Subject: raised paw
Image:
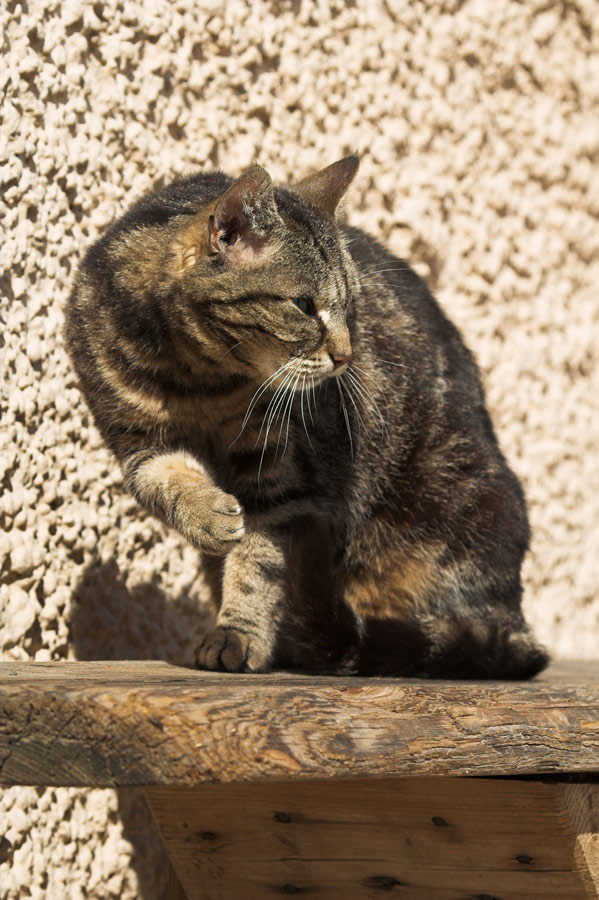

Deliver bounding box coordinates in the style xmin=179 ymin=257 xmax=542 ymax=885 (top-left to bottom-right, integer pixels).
xmin=192 ymin=489 xmax=245 ymax=555
xmin=194 ymin=625 xmax=270 ymax=673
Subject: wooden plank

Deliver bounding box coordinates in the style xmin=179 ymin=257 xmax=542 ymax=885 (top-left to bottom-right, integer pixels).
xmin=1 ymin=660 xmax=598 ymax=787
xmin=145 ymin=778 xmax=599 ymax=900
xmin=165 ymin=861 xmax=190 ymax=900
xmin=563 ymin=782 xmax=599 ymax=899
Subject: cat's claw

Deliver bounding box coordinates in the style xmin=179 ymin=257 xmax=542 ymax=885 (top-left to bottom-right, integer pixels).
xmin=194 ymin=625 xmax=270 ymax=673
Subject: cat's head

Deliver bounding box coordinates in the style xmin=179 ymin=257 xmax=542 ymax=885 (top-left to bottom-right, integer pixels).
xmin=168 ymin=156 xmax=360 ymax=387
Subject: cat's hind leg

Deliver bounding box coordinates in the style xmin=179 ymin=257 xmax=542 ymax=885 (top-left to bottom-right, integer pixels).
xmin=270 ymin=518 xmax=364 ymax=674
xmin=342 ymin=525 xmax=548 ymax=679
xmin=352 ymin=607 xmax=549 ymax=679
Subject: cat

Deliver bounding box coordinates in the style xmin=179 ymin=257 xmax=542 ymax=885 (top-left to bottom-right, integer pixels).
xmin=65 ymin=155 xmax=548 ymax=678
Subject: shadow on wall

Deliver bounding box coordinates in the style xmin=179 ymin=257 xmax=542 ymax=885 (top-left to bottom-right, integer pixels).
xmin=70 ymin=557 xmax=214 ymax=900
xmin=70 ymin=557 xmax=213 ymax=664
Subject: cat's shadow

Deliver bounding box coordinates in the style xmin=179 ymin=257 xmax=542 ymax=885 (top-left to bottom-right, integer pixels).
xmin=70 ymin=557 xmax=213 ymax=900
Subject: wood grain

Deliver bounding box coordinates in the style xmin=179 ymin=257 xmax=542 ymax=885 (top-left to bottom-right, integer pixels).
xmin=1 ymin=660 xmax=598 ymax=787
xmin=145 ymin=778 xmax=599 ymax=900
xmin=563 ymin=782 xmax=599 ymax=899
xmin=165 ymin=861 xmax=189 ymax=900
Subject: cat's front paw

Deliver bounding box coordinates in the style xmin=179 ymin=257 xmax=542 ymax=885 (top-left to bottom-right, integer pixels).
xmin=194 ymin=625 xmax=270 ymax=673
xmin=190 ymin=489 xmax=245 ymax=555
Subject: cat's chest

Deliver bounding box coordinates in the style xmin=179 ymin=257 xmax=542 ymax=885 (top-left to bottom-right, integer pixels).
xmin=166 ymin=377 xmax=259 ymax=441
xmin=172 ymin=388 xmax=299 ymax=482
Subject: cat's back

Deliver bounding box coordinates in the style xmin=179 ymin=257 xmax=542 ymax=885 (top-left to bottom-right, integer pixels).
xmin=82 ymin=171 xmax=234 ymax=270
xmin=65 ymin=171 xmax=232 ymax=347
xmin=342 ymin=222 xmax=482 ymax=392
xmin=342 ymin=223 xmax=455 ymax=335
xmin=63 ymin=173 xmax=233 ymax=437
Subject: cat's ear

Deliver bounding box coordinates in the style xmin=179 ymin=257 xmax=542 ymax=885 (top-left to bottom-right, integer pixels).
xmin=209 ymin=165 xmax=280 ymax=256
xmin=171 ymin=167 xmax=279 ymax=275
xmin=293 ymin=155 xmax=359 ymax=217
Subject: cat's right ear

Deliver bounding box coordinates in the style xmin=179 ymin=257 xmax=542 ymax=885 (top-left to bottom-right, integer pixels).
xmin=208 ymin=166 xmax=280 ymax=260
xmin=293 ymin=155 xmax=360 ymax=217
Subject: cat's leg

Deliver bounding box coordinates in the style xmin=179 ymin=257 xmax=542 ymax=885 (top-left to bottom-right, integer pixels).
xmin=195 ymin=529 xmax=287 ymax=673
xmin=343 ymin=563 xmax=548 ymax=679
xmin=351 ymin=604 xmax=548 ymax=679
xmin=342 ymin=525 xmax=548 ymax=679
xmin=124 ymin=448 xmax=285 ymax=671
xmin=123 ymin=450 xmax=245 ymax=555
xmin=200 ymin=553 xmax=224 ymax=610
xmin=271 ymin=517 xmax=363 ymax=673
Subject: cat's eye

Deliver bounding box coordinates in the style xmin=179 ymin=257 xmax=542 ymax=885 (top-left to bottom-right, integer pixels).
xmin=292 ymin=296 xmax=316 ymax=316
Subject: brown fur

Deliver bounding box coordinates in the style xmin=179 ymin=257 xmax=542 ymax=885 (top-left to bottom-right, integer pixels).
xmin=64 ymin=156 xmax=548 ymax=679
xmin=345 ymin=542 xmax=447 ymax=617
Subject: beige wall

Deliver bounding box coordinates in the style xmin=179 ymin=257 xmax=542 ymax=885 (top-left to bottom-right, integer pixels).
xmin=1 ymin=0 xmax=598 ymax=896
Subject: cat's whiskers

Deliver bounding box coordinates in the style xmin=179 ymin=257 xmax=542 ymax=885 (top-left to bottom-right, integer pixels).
xmin=230 ymin=361 xmax=290 ymax=448
xmin=358 ymin=260 xmax=405 ymax=273
xmin=358 ymin=334 xmax=413 ymax=372
xmin=255 ymin=386 xmax=290 ymax=483
xmin=345 ymin=367 xmax=386 ymax=427
xmin=258 ymin=357 xmax=321 ymax=463
xmin=357 ymin=262 xmax=410 ymax=281
xmin=359 ymin=269 xmax=410 ymax=280
xmin=351 ymin=364 xmax=389 ymax=417
xmin=340 ymin=372 xmax=367 ymax=436
xmin=382 ymin=358 xmax=409 ymax=369
xmin=336 ymin=378 xmax=354 ymax=461
xmin=257 ymin=367 xmax=296 ymax=449
xmin=346 ymin=374 xmax=385 ymax=429
xmin=306 ymin=376 xmax=316 ymax=428
xmin=275 ymin=367 xmax=300 ymax=460
xmin=300 ymin=374 xmax=315 ymax=452
xmin=273 ymin=364 xmax=324 ymax=460
xmin=217 ymin=340 xmax=243 ymax=363
xmin=157 ymin=421 xmax=168 ymax=449
xmin=280 ymin=367 xmax=305 ymax=461
xmin=257 ymin=365 xmax=300 ymax=481
xmin=358 ymin=269 xmax=411 ymax=292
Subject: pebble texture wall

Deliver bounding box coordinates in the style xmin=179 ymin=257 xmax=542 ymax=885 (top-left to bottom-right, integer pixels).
xmin=1 ymin=0 xmax=598 ymax=896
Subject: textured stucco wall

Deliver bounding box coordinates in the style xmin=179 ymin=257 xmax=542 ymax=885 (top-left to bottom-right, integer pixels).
xmin=1 ymin=0 xmax=598 ymax=897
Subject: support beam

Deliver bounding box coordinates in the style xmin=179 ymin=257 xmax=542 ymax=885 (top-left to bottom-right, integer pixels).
xmin=146 ymin=778 xmax=599 ymax=900
xmin=165 ymin=862 xmax=189 ymax=900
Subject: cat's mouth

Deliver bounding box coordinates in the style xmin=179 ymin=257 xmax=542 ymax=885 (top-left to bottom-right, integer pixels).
xmin=265 ymin=351 xmax=351 ymax=395
xmin=283 ymin=359 xmax=341 ymax=388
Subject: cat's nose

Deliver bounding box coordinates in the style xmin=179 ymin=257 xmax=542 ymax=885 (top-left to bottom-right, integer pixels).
xmin=330 ymin=352 xmax=351 ymax=369
xmin=328 ymin=325 xmax=352 ymax=369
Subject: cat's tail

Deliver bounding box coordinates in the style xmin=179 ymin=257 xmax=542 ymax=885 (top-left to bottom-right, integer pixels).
xmin=351 ymin=612 xmax=549 ymax=680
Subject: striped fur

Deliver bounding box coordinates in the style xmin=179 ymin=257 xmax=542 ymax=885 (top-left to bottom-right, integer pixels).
xmin=65 ymin=156 xmax=548 ymax=678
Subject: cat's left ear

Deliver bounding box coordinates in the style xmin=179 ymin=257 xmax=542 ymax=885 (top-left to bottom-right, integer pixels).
xmin=209 ymin=165 xmax=280 ymax=255
xmin=293 ymin=155 xmax=359 ymax=217
xmin=172 ymin=166 xmax=279 ymax=276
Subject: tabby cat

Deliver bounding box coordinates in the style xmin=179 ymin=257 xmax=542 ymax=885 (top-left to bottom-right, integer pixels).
xmin=65 ymin=155 xmax=548 ymax=678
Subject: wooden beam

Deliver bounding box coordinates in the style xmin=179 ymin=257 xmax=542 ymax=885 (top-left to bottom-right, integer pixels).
xmin=145 ymin=778 xmax=599 ymax=900
xmin=165 ymin=861 xmax=189 ymax=900
xmin=1 ymin=660 xmax=598 ymax=787
xmin=563 ymin=782 xmax=599 ymax=899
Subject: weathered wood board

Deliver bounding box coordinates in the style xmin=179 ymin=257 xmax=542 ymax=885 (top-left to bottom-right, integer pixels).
xmin=1 ymin=660 xmax=598 ymax=787
xmin=146 ymin=777 xmax=599 ymax=900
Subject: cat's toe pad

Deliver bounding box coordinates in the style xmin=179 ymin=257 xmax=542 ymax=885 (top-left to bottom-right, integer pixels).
xmin=195 ymin=625 xmax=269 ymax=673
